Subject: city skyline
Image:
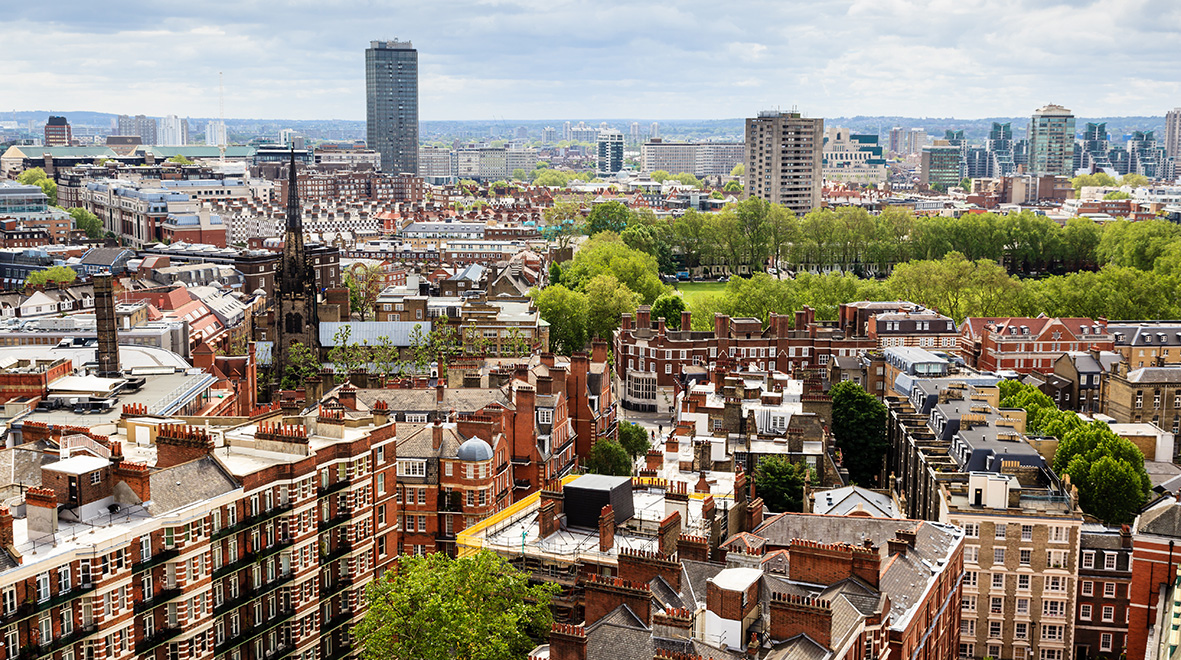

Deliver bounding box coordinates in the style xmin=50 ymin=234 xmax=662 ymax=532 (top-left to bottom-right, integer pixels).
xmin=2 ymin=0 xmax=1179 ymax=121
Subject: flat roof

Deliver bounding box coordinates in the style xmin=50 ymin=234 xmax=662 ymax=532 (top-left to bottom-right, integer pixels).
xmin=42 ymin=454 xmax=110 ymax=475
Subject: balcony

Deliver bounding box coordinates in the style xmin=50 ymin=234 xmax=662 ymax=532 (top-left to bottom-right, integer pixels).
xmin=136 ymin=625 xmax=184 ymax=654
xmin=213 ymin=537 xmax=295 ymax=580
xmin=321 ymin=541 xmax=354 ymax=564
xmin=318 ymin=479 xmax=351 ymax=498
xmin=212 ymin=502 xmax=295 ymax=541
xmin=321 ymin=576 xmax=354 ymax=599
xmin=322 ymin=610 xmax=355 ymax=633
xmin=131 ymin=547 xmax=180 ymax=574
xmin=133 ymin=587 xmax=183 ymax=613
xmin=320 ymin=509 xmax=354 ymax=531
xmin=213 ymin=572 xmax=295 ymax=616
xmin=324 ymin=643 xmax=354 ymax=660
xmin=213 ymin=608 xmax=297 ymax=656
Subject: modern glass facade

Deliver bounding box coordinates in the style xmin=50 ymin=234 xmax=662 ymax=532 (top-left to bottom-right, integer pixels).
xmin=365 ymin=40 xmax=419 ymax=175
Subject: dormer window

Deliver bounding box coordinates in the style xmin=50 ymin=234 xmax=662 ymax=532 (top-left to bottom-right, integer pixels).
xmin=537 ymin=409 xmax=553 ymax=425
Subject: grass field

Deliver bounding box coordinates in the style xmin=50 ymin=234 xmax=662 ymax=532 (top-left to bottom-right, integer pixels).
xmin=673 ymin=281 xmax=728 ymax=306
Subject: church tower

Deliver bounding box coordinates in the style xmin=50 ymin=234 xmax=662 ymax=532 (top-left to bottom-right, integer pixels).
xmin=273 ymin=148 xmax=320 ymax=387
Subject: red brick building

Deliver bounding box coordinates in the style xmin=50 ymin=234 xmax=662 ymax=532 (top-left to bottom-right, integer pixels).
xmin=614 ymin=306 xmax=875 ymax=413
xmin=1075 ymin=526 xmax=1133 ymax=660
xmin=958 ymin=316 xmax=1114 ymax=373
xmin=1128 ymin=494 xmax=1181 ymax=660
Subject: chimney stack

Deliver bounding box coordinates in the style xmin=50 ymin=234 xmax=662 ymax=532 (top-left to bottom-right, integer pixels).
xmin=432 ymin=419 xmax=443 ymax=451
xmin=94 ymin=273 xmax=121 ymax=377
xmin=599 ymin=505 xmax=615 ymax=553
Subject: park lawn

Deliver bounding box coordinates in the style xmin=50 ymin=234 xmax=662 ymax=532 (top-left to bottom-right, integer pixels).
xmin=674 ymin=281 xmax=728 ymax=306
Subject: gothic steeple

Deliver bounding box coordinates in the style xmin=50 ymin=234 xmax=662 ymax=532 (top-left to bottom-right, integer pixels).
xmin=280 ymin=147 xmax=308 ymax=294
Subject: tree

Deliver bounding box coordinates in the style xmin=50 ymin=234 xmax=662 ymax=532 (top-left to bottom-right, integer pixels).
xmin=548 ymin=262 xmax=563 ymax=286
xmin=586 ymin=201 xmax=632 ymax=235
xmin=650 ymin=293 xmax=686 ymax=330
xmin=1052 ymin=421 xmax=1150 ymax=524
xmin=167 ymin=155 xmax=193 ymax=165
xmin=530 ymin=285 xmax=588 ymax=355
xmin=25 ymin=265 xmax=77 ymax=290
xmin=1121 ymin=173 xmax=1149 ymax=187
xmin=18 ymin=167 xmax=57 ymax=206
xmin=723 ymin=180 xmax=742 ymax=192
xmin=584 ymin=439 xmax=632 ymax=476
xmin=959 ymin=177 xmax=972 ymax=192
xmin=754 ymin=455 xmax=810 ymax=513
xmin=730 ymin=164 xmax=745 ymax=177
xmin=559 ymin=234 xmax=667 ymax=305
xmin=543 ymin=200 xmax=583 ymax=249
xmin=356 ymin=550 xmax=558 ymax=660
xmin=511 ymin=168 xmax=528 ymax=182
xmin=68 ymin=207 xmax=104 ymax=238
xmin=280 ymin=341 xmax=321 ymax=390
xmin=617 ymin=421 xmax=651 ymax=459
xmin=829 ymin=381 xmax=888 ymax=486
xmin=1071 ymin=173 xmax=1119 ymax=197
xmin=327 ymin=325 xmax=363 ymax=382
xmin=583 ymin=274 xmax=639 ymax=342
xmin=345 ymin=263 xmax=384 ymax=321
xmin=650 ymin=170 xmax=670 ymax=183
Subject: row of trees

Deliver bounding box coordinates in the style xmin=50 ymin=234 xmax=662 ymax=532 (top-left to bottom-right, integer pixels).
xmin=1000 ymin=381 xmax=1150 ymax=524
xmin=688 ymin=249 xmax=1181 ymax=326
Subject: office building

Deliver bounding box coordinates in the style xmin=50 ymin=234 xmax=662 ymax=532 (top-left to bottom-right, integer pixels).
xmin=744 ymin=111 xmax=823 ymax=215
xmin=117 ymin=114 xmax=157 ymax=145
xmin=920 ymin=142 xmax=963 ymax=190
xmin=1166 ymin=108 xmax=1181 ymax=162
xmin=596 ymin=129 xmax=624 ymax=177
xmin=43 ymin=116 xmax=72 ymax=146
xmin=821 ymin=128 xmax=887 ymax=185
xmin=1028 ymin=104 xmax=1076 ymax=177
xmin=365 ymin=39 xmax=419 ymax=175
xmin=205 ymin=121 xmax=226 ymax=148
xmin=159 ymin=115 xmax=189 ymax=146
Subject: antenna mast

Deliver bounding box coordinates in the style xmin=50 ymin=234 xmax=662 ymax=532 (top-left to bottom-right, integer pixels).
xmin=219 ymin=72 xmax=226 ymax=164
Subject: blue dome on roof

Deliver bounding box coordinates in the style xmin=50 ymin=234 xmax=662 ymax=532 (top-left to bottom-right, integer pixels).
xmin=456 ymin=437 xmax=493 ymax=462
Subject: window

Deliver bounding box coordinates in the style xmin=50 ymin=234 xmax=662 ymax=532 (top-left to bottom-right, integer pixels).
xmin=962 ymin=595 xmax=977 ymax=612
xmin=537 ymin=409 xmax=553 ymax=425
xmin=991 ymin=572 xmax=1004 ymax=590
xmin=58 ymin=566 xmax=71 ymax=593
xmin=990 ymin=597 xmax=1003 ymax=614
xmin=1082 ymin=580 xmax=1093 ymax=596
xmin=377 ymin=473 xmax=386 ymax=495
xmin=1020 ymin=549 xmax=1031 ymax=565
xmin=964 ymin=523 xmax=980 ymax=538
xmin=1104 ymin=582 xmax=1116 ymax=598
xmin=1014 ymin=622 xmax=1028 ymax=640
xmin=1104 ymin=552 xmax=1118 ymax=570
xmin=90 ymin=471 xmax=101 ymax=485
xmin=1102 ymin=605 xmax=1115 ymax=622
xmin=1082 ymin=551 xmax=1095 ymax=569
xmin=1018 ymin=574 xmax=1030 ymax=590
xmin=1045 ymin=576 xmax=1067 ymax=593
xmin=988 ymin=621 xmax=1002 ymax=638
xmin=1041 ymin=625 xmax=1064 ymax=641
xmin=1101 ymin=633 xmax=1114 ymax=652
xmin=1 ymin=588 xmax=14 ymax=615
xmin=36 ymin=572 xmax=50 ymax=602
xmin=965 ymin=546 xmax=979 ymax=563
xmin=964 ymin=571 xmax=978 ymax=587
xmin=1016 ymin=598 xmax=1029 ymax=615
xmin=1021 ymin=524 xmax=1033 ymax=541
xmin=1047 ymin=549 xmax=1069 ymax=568
xmin=397 ymin=460 xmax=426 ymax=477
xmin=1048 ymin=526 xmax=1068 ymax=543
xmin=994 ymin=524 xmax=1006 ymax=539
xmin=959 ymin=644 xmax=974 ymax=659
xmin=1080 ymin=604 xmax=1092 ymax=620
xmin=993 ymin=547 xmax=1006 ymax=565
xmin=1043 ymin=600 xmax=1066 ymax=618
xmin=961 ymin=619 xmax=975 ymax=636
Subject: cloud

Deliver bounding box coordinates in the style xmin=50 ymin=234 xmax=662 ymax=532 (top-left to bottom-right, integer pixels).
xmin=0 ymin=0 xmax=1177 ymax=121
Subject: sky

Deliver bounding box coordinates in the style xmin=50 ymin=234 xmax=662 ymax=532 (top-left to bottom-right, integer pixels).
xmin=3 ymin=0 xmax=1180 ymax=122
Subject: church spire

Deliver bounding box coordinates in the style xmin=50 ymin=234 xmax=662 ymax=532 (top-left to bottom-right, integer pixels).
xmin=285 ymin=146 xmax=302 ymax=235
xmin=280 ymin=147 xmax=307 ymax=295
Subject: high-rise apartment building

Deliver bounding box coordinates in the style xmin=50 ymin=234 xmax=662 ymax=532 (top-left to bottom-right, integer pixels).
xmin=43 ymin=116 xmax=71 ymax=146
xmin=159 ymin=115 xmax=189 ymax=146
xmin=905 ymin=128 xmax=927 ymax=155
xmin=889 ymin=126 xmax=904 ymax=154
xmin=1028 ymin=104 xmax=1076 ymax=177
xmin=365 ymin=39 xmax=419 ymax=175
xmin=542 ymin=126 xmax=556 ymax=144
xmin=649 ymin=122 xmax=659 ymax=139
xmin=596 ymin=129 xmax=624 ymax=177
xmin=1166 ymin=108 xmax=1181 ymax=161
xmin=743 ymin=111 xmax=823 ymax=215
xmin=205 ymin=121 xmax=226 ymax=148
xmin=117 ymin=114 xmax=157 ymax=145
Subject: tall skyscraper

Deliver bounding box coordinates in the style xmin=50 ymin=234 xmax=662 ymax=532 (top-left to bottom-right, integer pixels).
xmin=744 ymin=110 xmax=823 ymax=216
xmin=159 ymin=115 xmax=188 ymax=146
xmin=1027 ymin=104 xmax=1076 ymax=177
xmin=597 ymin=129 xmax=625 ymax=177
xmin=1165 ymin=108 xmax=1181 ymax=161
xmin=650 ymin=122 xmax=660 ymax=139
xmin=43 ymin=116 xmax=71 ymax=146
xmin=630 ymin=121 xmax=640 ymax=145
xmin=205 ymin=120 xmax=226 ymax=147
xmin=542 ymin=126 xmax=556 ymax=143
xmin=117 ymin=114 xmax=157 ymax=145
xmin=888 ymin=126 xmax=904 ymax=154
xmin=366 ymin=39 xmax=419 ymax=175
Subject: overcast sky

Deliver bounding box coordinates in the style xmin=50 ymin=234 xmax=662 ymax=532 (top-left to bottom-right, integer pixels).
xmin=3 ymin=0 xmax=1179 ymax=121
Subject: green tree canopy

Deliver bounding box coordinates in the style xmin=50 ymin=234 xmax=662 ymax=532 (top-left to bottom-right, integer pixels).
xmin=25 ymin=265 xmax=77 ymax=290
xmin=1121 ymin=173 xmax=1149 ymax=187
xmin=618 ymin=421 xmax=651 ymax=459
xmin=754 ymin=455 xmax=810 ymax=513
xmin=830 ymin=381 xmax=888 ymax=486
xmin=1053 ymin=421 xmax=1150 ymax=524
xmin=1104 ymin=191 xmax=1132 ymax=200
xmin=650 ymin=293 xmax=686 ymax=330
xmin=280 ymin=341 xmax=320 ymax=390
xmin=356 ymin=550 xmax=558 ymax=660
xmin=723 ymin=180 xmax=743 ymax=192
xmin=559 ymin=233 xmax=667 ymax=305
xmin=729 ymin=164 xmax=744 ymax=177
xmin=583 ymin=273 xmax=640 ymax=342
xmin=68 ymin=207 xmax=104 ymax=238
xmin=586 ymin=201 xmax=632 ymax=235
xmin=584 ymin=439 xmax=632 ymax=476
xmin=530 ymin=285 xmax=588 ymax=355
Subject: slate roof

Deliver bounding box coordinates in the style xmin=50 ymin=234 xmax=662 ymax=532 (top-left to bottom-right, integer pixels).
xmin=1138 ymin=496 xmax=1181 ymax=538
xmin=1126 ymin=367 xmax=1181 ymax=384
xmin=396 ymin=423 xmax=466 ymax=460
xmin=150 ymin=456 xmax=238 ymax=513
